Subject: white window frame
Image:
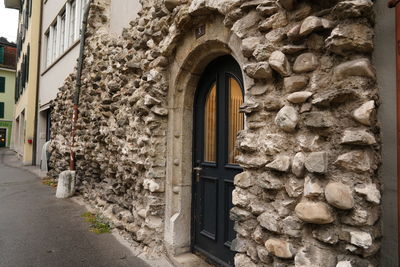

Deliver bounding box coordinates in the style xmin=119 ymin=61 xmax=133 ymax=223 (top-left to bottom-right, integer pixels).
xmin=44 ymin=0 xmax=87 ymax=68
xmin=45 ymin=31 xmax=52 ymax=67
xmin=55 ymin=16 xmax=62 ymax=58
xmin=74 ymin=0 xmax=82 ymax=42
xmin=51 ymin=23 xmax=57 ymax=62
xmin=48 ymin=26 xmax=54 ymax=66
xmin=59 ymin=13 xmax=66 ymax=55
xmin=69 ymin=0 xmax=77 ymax=44
xmin=64 ymin=2 xmax=71 ymax=48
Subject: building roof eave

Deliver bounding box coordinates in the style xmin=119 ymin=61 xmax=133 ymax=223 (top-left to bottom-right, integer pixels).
xmin=4 ymin=0 xmax=21 ymax=10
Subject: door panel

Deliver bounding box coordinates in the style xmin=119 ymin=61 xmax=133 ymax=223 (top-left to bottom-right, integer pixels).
xmin=201 ymin=175 xmax=218 ymax=240
xmin=193 ymin=56 xmax=244 ymax=266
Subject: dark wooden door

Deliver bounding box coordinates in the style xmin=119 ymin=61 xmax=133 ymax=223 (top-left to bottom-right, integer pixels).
xmin=0 ymin=129 xmax=6 ymax=147
xmin=193 ymin=56 xmax=244 ymax=266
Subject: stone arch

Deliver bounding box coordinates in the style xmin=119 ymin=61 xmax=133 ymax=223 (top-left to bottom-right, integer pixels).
xmin=164 ymin=14 xmax=250 ymax=264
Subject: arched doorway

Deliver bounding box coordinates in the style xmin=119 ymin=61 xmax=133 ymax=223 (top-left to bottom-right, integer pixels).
xmin=192 ymin=55 xmax=244 ymax=266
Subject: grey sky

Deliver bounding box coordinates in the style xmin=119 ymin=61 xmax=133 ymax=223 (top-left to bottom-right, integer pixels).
xmin=0 ymin=2 xmax=19 ymax=42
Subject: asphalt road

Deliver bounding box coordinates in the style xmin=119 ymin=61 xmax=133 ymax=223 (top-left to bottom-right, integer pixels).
xmin=0 ymin=148 xmax=149 ymax=267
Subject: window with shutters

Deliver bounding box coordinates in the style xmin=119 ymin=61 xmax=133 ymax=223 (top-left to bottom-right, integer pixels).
xmin=0 ymin=103 xmax=4 ymax=119
xmin=0 ymin=46 xmax=4 ymax=64
xmin=26 ymin=46 xmax=30 ymax=82
xmin=0 ymin=77 xmax=5 ymax=93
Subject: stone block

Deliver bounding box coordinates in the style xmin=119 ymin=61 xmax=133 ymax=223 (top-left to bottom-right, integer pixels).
xmin=266 ymin=155 xmax=291 ymax=172
xmin=234 ymin=171 xmax=253 ymax=188
xmin=312 ymin=225 xmax=339 ymax=245
xmin=332 ymin=0 xmax=373 ymax=20
xmin=294 ymin=245 xmax=336 ymax=267
xmin=279 ymin=0 xmax=295 ymax=10
xmin=335 ymin=150 xmax=371 ymax=173
xmin=284 ymin=75 xmax=309 ymax=92
xmin=326 ymin=23 xmax=373 ymax=56
xmin=325 ymin=182 xmax=355 ymax=210
xmin=340 ymin=129 xmax=376 ymax=145
xmin=257 ymin=5 xmax=279 ymax=17
xmin=303 ymin=112 xmax=334 ymax=128
xmin=336 ymin=261 xmax=352 ymax=267
xmin=234 ymin=253 xmax=257 ymax=267
xmin=287 ymin=91 xmax=313 ymax=104
xmin=257 ymin=172 xmax=284 ymax=190
xmin=295 ymin=202 xmax=334 ymax=224
xmin=239 ymin=100 xmax=262 ymax=114
xmin=244 ymin=62 xmax=273 ymax=79
xmin=269 ymin=51 xmax=291 ymax=77
xmin=305 ymin=151 xmax=328 ymax=174
xmin=281 ymin=216 xmax=302 ymax=237
xmin=264 ymin=96 xmax=284 ymax=111
xmin=299 ymin=16 xmax=323 ymax=36
xmin=349 ymin=230 xmax=372 ymax=249
xmin=232 ymin=11 xmax=262 ymax=38
xmin=230 ymin=207 xmax=253 ymax=222
xmin=312 ymin=89 xmax=358 ymax=107
xmin=242 ymin=36 xmax=264 ymax=58
xmin=352 ymin=100 xmax=376 ymax=126
xmin=355 ymin=183 xmax=381 ymax=204
xmin=304 ymin=175 xmax=323 ymax=198
xmin=334 ymin=58 xmax=375 ymax=81
xmin=56 ymin=170 xmax=76 ymax=199
xmin=257 ymin=211 xmax=280 ymax=233
xmin=285 ymin=177 xmax=304 ymax=197
xmin=292 ymin=152 xmax=305 ymax=177
xmin=293 ymin=53 xmax=319 ymax=73
xmin=275 ymin=106 xmax=299 ymax=132
xmin=265 ymin=238 xmax=296 ymax=259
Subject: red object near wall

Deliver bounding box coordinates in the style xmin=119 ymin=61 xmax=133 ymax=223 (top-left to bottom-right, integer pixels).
xmin=27 ymin=139 xmax=32 ymax=144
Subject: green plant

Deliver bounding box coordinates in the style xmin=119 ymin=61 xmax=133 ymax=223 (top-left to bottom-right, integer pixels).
xmin=42 ymin=177 xmax=57 ymax=187
xmin=81 ymin=212 xmax=111 ymax=234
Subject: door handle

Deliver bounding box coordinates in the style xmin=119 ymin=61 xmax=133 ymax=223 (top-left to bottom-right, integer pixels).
xmin=194 ymin=166 xmax=203 ymax=182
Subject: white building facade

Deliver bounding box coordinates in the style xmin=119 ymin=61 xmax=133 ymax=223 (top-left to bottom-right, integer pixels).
xmin=36 ymin=0 xmax=141 ymax=165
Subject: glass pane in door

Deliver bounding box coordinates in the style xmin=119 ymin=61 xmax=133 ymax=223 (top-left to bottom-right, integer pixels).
xmin=204 ymin=83 xmax=217 ymax=162
xmin=228 ymin=77 xmax=244 ymax=164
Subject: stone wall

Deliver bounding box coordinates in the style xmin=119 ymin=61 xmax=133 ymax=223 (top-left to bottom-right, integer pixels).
xmin=49 ymin=0 xmax=382 ymax=265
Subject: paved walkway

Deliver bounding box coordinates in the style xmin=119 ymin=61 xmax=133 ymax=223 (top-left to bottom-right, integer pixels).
xmin=0 ymin=148 xmax=149 ymax=267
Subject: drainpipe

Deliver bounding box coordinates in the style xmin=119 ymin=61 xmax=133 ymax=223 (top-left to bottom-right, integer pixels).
xmin=70 ymin=1 xmax=92 ymax=171
xmin=32 ymin=0 xmax=44 ymax=166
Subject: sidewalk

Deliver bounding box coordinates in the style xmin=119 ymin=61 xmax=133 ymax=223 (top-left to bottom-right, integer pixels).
xmin=1 ymin=148 xmax=47 ymax=178
xmin=0 ymin=148 xmax=170 ymax=267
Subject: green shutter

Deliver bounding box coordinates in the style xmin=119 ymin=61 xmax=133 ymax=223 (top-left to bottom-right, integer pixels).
xmin=0 ymin=46 xmax=4 ymax=64
xmin=0 ymin=77 xmax=5 ymax=93
xmin=0 ymin=103 xmax=4 ymax=118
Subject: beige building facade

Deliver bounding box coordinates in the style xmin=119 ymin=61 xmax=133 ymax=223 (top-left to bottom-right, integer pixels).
xmin=5 ymin=0 xmax=41 ymax=165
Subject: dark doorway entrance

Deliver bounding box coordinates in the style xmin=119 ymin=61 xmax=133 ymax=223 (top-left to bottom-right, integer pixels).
xmin=192 ymin=56 xmax=244 ymax=266
xmin=0 ymin=128 xmax=6 ymax=147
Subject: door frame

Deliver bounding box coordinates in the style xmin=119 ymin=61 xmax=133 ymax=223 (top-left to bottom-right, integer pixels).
xmin=0 ymin=127 xmax=8 ymax=147
xmin=163 ymin=15 xmax=250 ymax=266
xmin=191 ymin=56 xmax=244 ymax=266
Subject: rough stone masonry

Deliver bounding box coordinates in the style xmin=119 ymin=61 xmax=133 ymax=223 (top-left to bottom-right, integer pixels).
xmin=49 ymin=0 xmax=382 ymax=266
